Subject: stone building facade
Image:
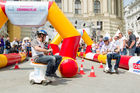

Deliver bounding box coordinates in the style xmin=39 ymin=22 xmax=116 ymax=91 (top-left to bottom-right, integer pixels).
xmin=124 ymin=0 xmax=140 ymax=35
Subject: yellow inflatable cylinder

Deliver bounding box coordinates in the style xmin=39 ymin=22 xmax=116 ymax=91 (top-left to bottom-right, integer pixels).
xmin=51 ymin=33 xmax=62 ymax=45
xmin=0 ymin=54 xmax=8 ymax=68
xmin=97 ymin=54 xmax=107 ymax=64
xmin=0 ymin=7 xmax=8 ymax=29
xmin=47 ymin=2 xmax=80 ymax=38
xmin=82 ymin=30 xmax=94 ymax=46
xmin=19 ymin=53 xmax=26 ymax=62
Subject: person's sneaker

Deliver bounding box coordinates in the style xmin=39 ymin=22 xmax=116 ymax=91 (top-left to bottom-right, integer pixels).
xmin=45 ymin=75 xmax=55 ymax=81
xmin=106 ymin=68 xmax=113 ymax=74
xmin=114 ymin=68 xmax=119 ymax=74
xmin=51 ymin=73 xmax=60 ymax=78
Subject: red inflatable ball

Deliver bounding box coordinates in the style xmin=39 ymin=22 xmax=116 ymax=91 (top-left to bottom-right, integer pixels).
xmin=59 ymin=58 xmax=78 ymax=78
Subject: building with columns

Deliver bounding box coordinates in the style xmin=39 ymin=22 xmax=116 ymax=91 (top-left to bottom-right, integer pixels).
xmin=4 ymin=0 xmax=124 ymax=41
xmin=124 ymin=0 xmax=140 ymax=36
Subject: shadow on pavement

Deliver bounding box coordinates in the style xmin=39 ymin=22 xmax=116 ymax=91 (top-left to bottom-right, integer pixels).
xmin=84 ymin=68 xmax=91 ymax=72
xmin=9 ymin=67 xmax=33 ymax=71
xmin=49 ymin=78 xmax=72 ymax=86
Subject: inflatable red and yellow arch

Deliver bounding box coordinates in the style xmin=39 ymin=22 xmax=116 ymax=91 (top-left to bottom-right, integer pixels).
xmin=0 ymin=1 xmax=81 ymax=77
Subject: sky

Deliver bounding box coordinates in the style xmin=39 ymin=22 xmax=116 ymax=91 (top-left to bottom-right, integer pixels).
xmin=123 ymin=0 xmax=135 ymax=7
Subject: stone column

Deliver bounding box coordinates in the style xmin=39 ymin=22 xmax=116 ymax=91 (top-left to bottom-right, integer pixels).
xmin=118 ymin=0 xmax=120 ymax=17
xmin=112 ymin=0 xmax=115 ymax=14
xmin=88 ymin=0 xmax=93 ymax=14
xmin=68 ymin=0 xmax=73 ymax=13
xmin=102 ymin=0 xmax=108 ymax=14
xmin=63 ymin=0 xmax=68 ymax=13
xmin=82 ymin=0 xmax=87 ymax=14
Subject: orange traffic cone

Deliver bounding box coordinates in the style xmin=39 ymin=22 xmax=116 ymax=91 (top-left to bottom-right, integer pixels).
xmin=88 ymin=66 xmax=96 ymax=77
xmin=99 ymin=62 xmax=104 ymax=68
xmin=78 ymin=64 xmax=85 ymax=75
xmin=14 ymin=62 xmax=19 ymax=69
xmin=81 ymin=56 xmax=84 ymax=62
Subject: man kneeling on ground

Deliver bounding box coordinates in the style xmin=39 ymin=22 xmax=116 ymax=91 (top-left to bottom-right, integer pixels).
xmin=31 ymin=30 xmax=62 ymax=80
xmin=101 ymin=37 xmax=121 ymax=74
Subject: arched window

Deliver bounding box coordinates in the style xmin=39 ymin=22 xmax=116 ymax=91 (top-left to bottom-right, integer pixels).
xmin=94 ymin=0 xmax=100 ymax=13
xmin=75 ymin=0 xmax=81 ymax=14
xmin=55 ymin=0 xmax=62 ymax=9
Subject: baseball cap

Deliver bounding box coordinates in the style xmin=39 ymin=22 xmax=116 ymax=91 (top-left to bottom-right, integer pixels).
xmin=103 ymin=37 xmax=109 ymax=41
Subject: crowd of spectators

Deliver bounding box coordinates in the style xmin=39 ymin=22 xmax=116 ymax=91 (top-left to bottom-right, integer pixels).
xmin=0 ymin=36 xmax=31 ymax=56
xmin=1 ymin=29 xmax=140 ymax=57
xmin=78 ymin=29 xmax=140 ymax=56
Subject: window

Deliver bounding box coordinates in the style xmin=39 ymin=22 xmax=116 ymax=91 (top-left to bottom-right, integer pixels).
xmin=116 ymin=0 xmax=118 ymax=16
xmin=55 ymin=0 xmax=62 ymax=9
xmin=75 ymin=0 xmax=81 ymax=14
xmin=94 ymin=0 xmax=100 ymax=13
xmin=97 ymin=21 xmax=102 ymax=30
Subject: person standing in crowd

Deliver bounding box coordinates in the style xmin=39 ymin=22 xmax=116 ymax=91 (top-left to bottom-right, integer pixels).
xmin=22 ymin=40 xmax=27 ymax=52
xmin=91 ymin=41 xmax=97 ymax=53
xmin=47 ymin=38 xmax=51 ymax=49
xmin=101 ymin=37 xmax=121 ymax=74
xmin=98 ymin=36 xmax=104 ymax=53
xmin=119 ymin=33 xmax=127 ymax=55
xmin=113 ymin=36 xmax=120 ymax=46
xmin=127 ymin=29 xmax=136 ymax=56
xmin=136 ymin=37 xmax=140 ymax=56
xmin=0 ymin=35 xmax=5 ymax=54
xmin=18 ymin=40 xmax=22 ymax=52
xmin=5 ymin=37 xmax=11 ymax=54
xmin=109 ymin=37 xmax=113 ymax=44
xmin=31 ymin=30 xmax=62 ymax=80
xmin=11 ymin=37 xmax=18 ymax=47
xmin=26 ymin=39 xmax=31 ymax=57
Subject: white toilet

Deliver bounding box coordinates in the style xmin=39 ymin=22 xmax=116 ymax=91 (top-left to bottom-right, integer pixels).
xmin=29 ymin=59 xmax=49 ymax=85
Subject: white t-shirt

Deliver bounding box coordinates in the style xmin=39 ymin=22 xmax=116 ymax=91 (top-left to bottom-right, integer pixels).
xmin=11 ymin=40 xmax=18 ymax=47
xmin=31 ymin=39 xmax=44 ymax=58
xmin=101 ymin=42 xmax=117 ymax=54
xmin=92 ymin=44 xmax=96 ymax=51
xmin=119 ymin=37 xmax=126 ymax=49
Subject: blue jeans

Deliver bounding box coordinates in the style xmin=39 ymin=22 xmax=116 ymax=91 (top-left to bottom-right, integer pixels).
xmin=0 ymin=47 xmax=2 ymax=54
xmin=27 ymin=47 xmax=31 ymax=57
xmin=92 ymin=50 xmax=96 ymax=53
xmin=0 ymin=46 xmax=4 ymax=54
xmin=107 ymin=53 xmax=121 ymax=69
xmin=5 ymin=49 xmax=10 ymax=54
xmin=120 ymin=48 xmax=127 ymax=55
xmin=129 ymin=47 xmax=136 ymax=56
xmin=35 ymin=55 xmax=62 ymax=76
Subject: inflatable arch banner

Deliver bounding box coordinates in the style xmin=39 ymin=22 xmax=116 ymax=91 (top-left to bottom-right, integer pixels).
xmin=0 ymin=1 xmax=81 ymax=77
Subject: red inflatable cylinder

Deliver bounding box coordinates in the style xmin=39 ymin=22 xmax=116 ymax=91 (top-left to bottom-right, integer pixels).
xmin=4 ymin=53 xmax=21 ymax=66
xmin=60 ymin=36 xmax=80 ymax=59
xmin=85 ymin=45 xmax=92 ymax=54
xmin=51 ymin=44 xmax=60 ymax=55
xmin=93 ymin=54 xmax=100 ymax=62
xmin=0 ymin=1 xmax=6 ymax=15
xmin=119 ymin=55 xmax=132 ymax=70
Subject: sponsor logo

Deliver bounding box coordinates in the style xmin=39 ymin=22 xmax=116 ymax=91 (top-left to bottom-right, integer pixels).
xmin=17 ymin=8 xmax=37 ymax=11
xmin=133 ymin=60 xmax=140 ymax=70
